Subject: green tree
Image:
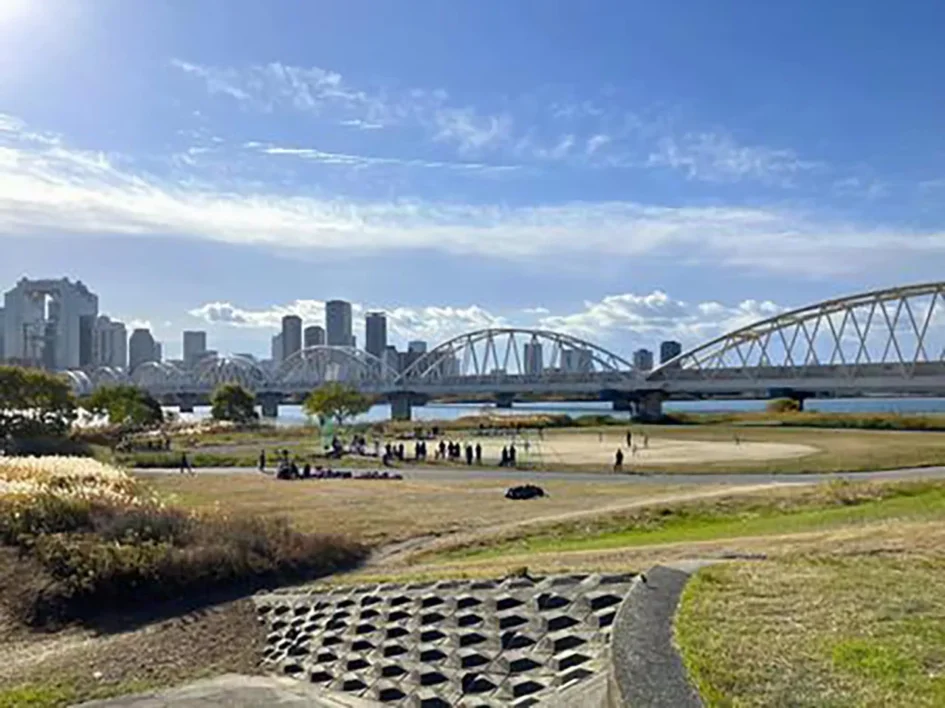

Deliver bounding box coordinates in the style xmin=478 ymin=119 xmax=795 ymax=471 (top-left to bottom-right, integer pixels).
xmin=767 ymin=397 xmax=803 ymax=414
xmin=303 ymin=382 xmax=372 ymax=427
xmin=0 ymin=365 xmax=77 ymax=445
xmin=210 ymin=383 xmax=258 ymax=424
xmin=84 ymin=384 xmax=164 ymax=428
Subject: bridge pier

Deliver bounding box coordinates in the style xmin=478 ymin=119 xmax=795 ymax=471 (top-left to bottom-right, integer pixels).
xmin=495 ymin=393 xmax=515 ymax=409
xmin=391 ymin=393 xmax=412 ymax=422
xmin=633 ymin=391 xmax=664 ymax=422
xmin=178 ymin=394 xmax=197 ymax=414
xmin=259 ymin=394 xmax=281 ymax=419
xmin=612 ymin=398 xmax=633 ymax=412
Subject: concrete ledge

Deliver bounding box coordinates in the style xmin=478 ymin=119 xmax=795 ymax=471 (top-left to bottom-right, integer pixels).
xmin=607 ymin=564 xmax=704 ymax=708
xmin=72 ymin=673 xmax=380 ymax=707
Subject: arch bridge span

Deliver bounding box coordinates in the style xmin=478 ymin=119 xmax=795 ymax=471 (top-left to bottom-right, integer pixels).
xmin=63 ymin=282 xmax=945 ymax=419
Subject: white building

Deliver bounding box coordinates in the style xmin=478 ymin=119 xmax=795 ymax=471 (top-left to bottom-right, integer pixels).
xmin=633 ymin=348 xmax=654 ymax=372
xmin=93 ymin=316 xmax=128 ymax=369
xmin=2 ymin=278 xmax=98 ymax=370
xmin=561 ymin=347 xmax=593 ymax=374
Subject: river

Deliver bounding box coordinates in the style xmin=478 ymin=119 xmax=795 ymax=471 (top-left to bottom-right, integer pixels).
xmin=167 ymin=397 xmax=945 ymax=427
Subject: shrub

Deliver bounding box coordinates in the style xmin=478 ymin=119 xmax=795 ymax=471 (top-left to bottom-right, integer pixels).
xmin=0 ymin=456 xmax=366 ymax=626
xmin=767 ymin=398 xmax=803 ymax=413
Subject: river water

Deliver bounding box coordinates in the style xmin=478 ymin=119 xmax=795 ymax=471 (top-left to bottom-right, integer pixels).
xmin=169 ymin=397 xmax=945 ymax=427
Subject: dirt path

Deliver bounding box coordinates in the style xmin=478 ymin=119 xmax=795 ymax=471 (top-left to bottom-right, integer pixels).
xmin=367 ymin=482 xmax=796 ymax=568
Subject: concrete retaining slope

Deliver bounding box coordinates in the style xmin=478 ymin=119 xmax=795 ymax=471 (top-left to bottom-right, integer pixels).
xmin=607 ymin=564 xmax=705 ymax=708
xmin=255 ymin=573 xmax=636 ymax=706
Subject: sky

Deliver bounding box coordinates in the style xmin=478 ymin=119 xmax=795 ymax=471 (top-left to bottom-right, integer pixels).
xmin=2 ymin=0 xmax=945 ymax=360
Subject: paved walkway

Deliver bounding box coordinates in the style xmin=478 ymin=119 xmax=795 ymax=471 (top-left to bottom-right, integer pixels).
xmin=137 ymin=463 xmax=945 ymax=486
xmin=73 ymin=674 xmax=379 ymax=707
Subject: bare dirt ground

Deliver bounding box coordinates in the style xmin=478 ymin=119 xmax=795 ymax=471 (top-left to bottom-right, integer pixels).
xmin=466 ymin=430 xmax=817 ymax=467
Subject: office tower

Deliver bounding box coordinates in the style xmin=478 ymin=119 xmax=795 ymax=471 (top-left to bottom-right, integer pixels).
xmin=326 ymin=300 xmax=352 ymax=346
xmin=93 ymin=316 xmax=128 ymax=369
xmin=2 ymin=277 xmax=98 ymax=370
xmin=523 ymin=342 xmax=543 ymax=375
xmin=271 ymin=333 xmax=284 ymax=363
xmin=408 ymin=340 xmax=428 ymax=354
xmin=129 ymin=328 xmax=157 ymax=372
xmin=154 ymin=341 xmax=163 ymax=363
xmin=183 ymin=331 xmax=208 ymax=368
xmin=0 ymin=307 xmax=5 ymax=360
xmin=660 ymin=340 xmax=682 ymax=364
xmin=365 ymin=312 xmax=387 ymax=359
xmin=304 ymin=325 xmax=326 ymax=348
xmin=382 ymin=344 xmax=400 ymax=373
xmin=562 ymin=347 xmax=593 ymax=373
xmin=633 ymin=348 xmax=654 ymax=371
xmin=282 ymin=315 xmax=302 ymax=360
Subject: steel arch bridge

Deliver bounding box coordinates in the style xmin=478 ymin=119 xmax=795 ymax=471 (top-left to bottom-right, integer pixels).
xmin=394 ymin=328 xmax=639 ymax=397
xmin=646 ymin=281 xmax=945 ymax=399
xmin=277 ymin=346 xmax=398 ymax=392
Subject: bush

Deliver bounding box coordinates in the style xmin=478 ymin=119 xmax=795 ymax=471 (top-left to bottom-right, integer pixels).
xmin=0 ymin=457 xmax=366 ymax=626
xmin=767 ymin=398 xmax=803 ymax=413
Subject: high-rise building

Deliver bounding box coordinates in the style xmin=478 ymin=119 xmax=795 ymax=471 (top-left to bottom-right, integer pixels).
xmin=304 ymin=325 xmax=325 ymax=348
xmin=408 ymin=340 xmax=427 ymax=354
xmin=2 ymin=278 xmax=98 ymax=370
xmin=562 ymin=347 xmax=593 ymax=373
xmin=0 ymin=307 xmax=5 ymax=360
xmin=660 ymin=340 xmax=682 ymax=365
xmin=128 ymin=328 xmax=157 ymax=372
xmin=282 ymin=315 xmax=302 ymax=360
xmin=365 ymin=312 xmax=387 ymax=359
xmin=271 ymin=333 xmax=284 ymax=363
xmin=382 ymin=345 xmax=400 ymax=374
xmin=523 ymin=342 xmax=543 ymax=375
xmin=92 ymin=316 xmax=128 ymax=369
xmin=183 ymin=331 xmax=208 ymax=369
xmin=633 ymin=348 xmax=654 ymax=371
xmin=326 ymin=300 xmax=353 ymax=347
xmin=154 ymin=341 xmax=163 ymax=363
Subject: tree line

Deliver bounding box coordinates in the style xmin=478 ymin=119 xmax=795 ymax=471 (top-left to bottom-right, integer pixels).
xmin=0 ymin=364 xmax=372 ymax=449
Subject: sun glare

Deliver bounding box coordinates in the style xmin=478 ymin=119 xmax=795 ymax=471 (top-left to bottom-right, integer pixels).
xmin=0 ymin=0 xmax=32 ymax=26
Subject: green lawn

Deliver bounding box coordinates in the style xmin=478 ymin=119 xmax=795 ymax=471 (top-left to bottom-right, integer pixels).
xmin=676 ymin=556 xmax=945 ymax=706
xmin=429 ymin=481 xmax=945 ymax=562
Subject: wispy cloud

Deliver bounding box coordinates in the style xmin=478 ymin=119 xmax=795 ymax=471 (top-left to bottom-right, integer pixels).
xmin=646 ymin=132 xmax=822 ymax=185
xmin=2 ymin=113 xmax=942 ymax=277
xmin=246 ymin=141 xmax=522 ymax=174
xmin=188 ymin=290 xmax=789 ymax=354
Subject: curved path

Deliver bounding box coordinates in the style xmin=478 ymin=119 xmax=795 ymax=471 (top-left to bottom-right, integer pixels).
xmin=137 ymin=463 xmax=945 ymax=486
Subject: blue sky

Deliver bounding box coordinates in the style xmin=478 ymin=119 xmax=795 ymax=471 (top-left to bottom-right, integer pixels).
xmin=2 ymin=0 xmax=944 ymax=359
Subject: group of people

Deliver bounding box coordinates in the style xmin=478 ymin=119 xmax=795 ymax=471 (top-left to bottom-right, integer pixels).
xmin=436 ymin=440 xmax=487 ymax=466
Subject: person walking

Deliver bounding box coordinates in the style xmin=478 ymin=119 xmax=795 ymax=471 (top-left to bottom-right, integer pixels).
xmin=258 ymin=449 xmax=266 ymax=472
xmin=465 ymin=444 xmax=473 ymax=465
xmin=475 ymin=443 xmax=482 ymax=464
xmin=614 ymin=448 xmax=624 ymax=473
xmin=626 ymin=431 xmax=633 ymax=447
xmin=180 ymin=451 xmax=192 ymax=475
xmin=509 ymin=444 xmax=517 ymax=467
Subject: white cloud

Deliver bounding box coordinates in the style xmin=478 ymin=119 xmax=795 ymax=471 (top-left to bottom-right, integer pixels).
xmin=647 ymin=132 xmax=822 ymax=184
xmin=432 ymin=108 xmax=513 ymax=153
xmin=2 ymin=113 xmax=943 ymax=277
xmin=187 ymin=290 xmax=791 ymax=356
xmin=586 ymin=134 xmax=611 ymax=155
xmin=249 ymin=142 xmax=521 ymax=174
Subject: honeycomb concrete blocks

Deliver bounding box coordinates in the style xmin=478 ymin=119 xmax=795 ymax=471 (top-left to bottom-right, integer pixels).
xmin=255 ymin=573 xmax=636 ymax=706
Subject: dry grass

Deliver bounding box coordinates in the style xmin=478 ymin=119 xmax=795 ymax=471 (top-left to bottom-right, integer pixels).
xmin=676 ymin=548 xmax=945 ymax=707
xmin=143 ymin=472 xmax=694 ymax=547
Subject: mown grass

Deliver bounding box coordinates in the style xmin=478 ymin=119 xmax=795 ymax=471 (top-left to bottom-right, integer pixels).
xmin=0 ymin=679 xmax=153 ymax=708
xmin=426 ymin=480 xmax=945 ymax=562
xmin=676 ymin=556 xmax=945 ymax=706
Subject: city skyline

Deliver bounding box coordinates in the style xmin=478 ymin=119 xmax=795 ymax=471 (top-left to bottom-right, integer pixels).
xmin=3 ymin=3 xmax=945 ymax=360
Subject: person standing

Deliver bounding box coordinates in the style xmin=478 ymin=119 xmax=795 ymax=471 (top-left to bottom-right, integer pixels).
xmin=465 ymin=444 xmax=473 ymax=465
xmin=258 ymin=449 xmax=266 ymax=472
xmin=626 ymin=431 xmax=632 ymax=447
xmin=475 ymin=443 xmax=482 ymax=465
xmin=614 ymin=448 xmax=624 ymax=473
xmin=180 ymin=451 xmax=192 ymax=475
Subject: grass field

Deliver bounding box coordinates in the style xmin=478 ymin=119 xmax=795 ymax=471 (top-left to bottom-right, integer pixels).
xmin=676 ymin=555 xmax=945 ymax=707
xmin=126 ymin=423 xmax=945 ymax=475
xmin=143 ymin=472 xmax=693 ymax=546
